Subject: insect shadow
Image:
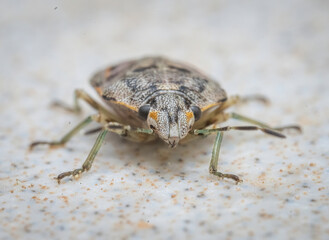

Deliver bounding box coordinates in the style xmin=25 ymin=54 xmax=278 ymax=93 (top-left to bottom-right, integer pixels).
xmin=94 ymin=130 xmax=215 ymax=180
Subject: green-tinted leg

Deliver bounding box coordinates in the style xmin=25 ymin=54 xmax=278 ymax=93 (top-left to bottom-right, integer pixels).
xmin=194 ymin=125 xmax=286 ymax=138
xmin=56 ymin=129 xmax=108 ymax=183
xmin=230 ymin=112 xmax=301 ymax=132
xmin=209 ymin=132 xmax=242 ymax=184
xmin=29 ymin=115 xmax=93 ymax=150
xmin=105 ymin=122 xmax=153 ymax=135
xmin=194 ymin=112 xmax=300 ymax=184
xmin=194 ymin=124 xmax=291 ymax=184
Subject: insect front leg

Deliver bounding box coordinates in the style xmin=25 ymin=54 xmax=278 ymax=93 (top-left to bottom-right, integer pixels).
xmin=57 ymin=123 xmax=154 ymax=183
xmin=209 ymin=132 xmax=242 ymax=184
xmin=56 ymin=129 xmax=108 ymax=183
xmin=193 ymin=123 xmax=297 ymax=184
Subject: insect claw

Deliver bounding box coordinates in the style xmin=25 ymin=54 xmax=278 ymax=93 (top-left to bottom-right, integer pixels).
xmin=29 ymin=141 xmax=46 ymax=150
xmin=275 ymin=125 xmax=302 ymax=133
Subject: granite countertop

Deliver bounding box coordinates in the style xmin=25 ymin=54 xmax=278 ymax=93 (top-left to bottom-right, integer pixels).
xmin=1 ymin=1 xmax=328 ymax=239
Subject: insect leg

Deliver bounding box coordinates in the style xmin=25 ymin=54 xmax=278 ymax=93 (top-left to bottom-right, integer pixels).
xmin=209 ymin=132 xmax=242 ymax=184
xmin=52 ymin=89 xmax=84 ymax=113
xmin=216 ymin=95 xmax=268 ymax=113
xmin=52 ymin=89 xmax=119 ymax=121
xmin=30 ymin=115 xmax=94 ymax=150
xmin=56 ymin=129 xmax=108 ymax=183
xmin=194 ymin=125 xmax=286 ymax=138
xmin=105 ymin=122 xmax=154 ymax=142
xmin=229 ymin=112 xmax=302 ymax=133
xmin=193 ymin=124 xmax=286 ymax=184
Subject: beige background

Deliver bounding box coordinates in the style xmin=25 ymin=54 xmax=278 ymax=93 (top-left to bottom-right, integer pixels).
xmin=1 ymin=0 xmax=328 ymax=239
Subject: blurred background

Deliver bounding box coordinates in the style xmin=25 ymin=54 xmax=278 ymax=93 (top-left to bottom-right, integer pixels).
xmin=1 ymin=0 xmax=328 ymax=239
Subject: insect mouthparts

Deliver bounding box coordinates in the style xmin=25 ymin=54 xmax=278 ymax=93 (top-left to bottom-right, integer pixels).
xmin=167 ymin=137 xmax=179 ymax=148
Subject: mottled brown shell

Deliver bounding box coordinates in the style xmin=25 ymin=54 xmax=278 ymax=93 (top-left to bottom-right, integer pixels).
xmin=90 ymin=56 xmax=227 ymax=127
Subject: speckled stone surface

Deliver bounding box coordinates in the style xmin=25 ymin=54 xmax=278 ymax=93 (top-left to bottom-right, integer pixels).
xmin=1 ymin=1 xmax=328 ymax=239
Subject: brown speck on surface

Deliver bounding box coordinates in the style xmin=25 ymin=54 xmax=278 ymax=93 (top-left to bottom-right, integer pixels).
xmin=58 ymin=196 xmax=69 ymax=204
xmin=259 ymin=212 xmax=274 ymax=219
xmin=137 ymin=221 xmax=153 ymax=229
xmin=1 ymin=1 xmax=328 ymax=240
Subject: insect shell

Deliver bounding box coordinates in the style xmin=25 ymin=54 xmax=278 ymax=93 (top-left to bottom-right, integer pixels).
xmin=91 ymin=56 xmax=227 ymax=148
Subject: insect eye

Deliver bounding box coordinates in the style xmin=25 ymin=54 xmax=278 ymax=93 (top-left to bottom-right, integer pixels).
xmin=191 ymin=106 xmax=201 ymax=121
xmin=138 ymin=104 xmax=151 ymax=120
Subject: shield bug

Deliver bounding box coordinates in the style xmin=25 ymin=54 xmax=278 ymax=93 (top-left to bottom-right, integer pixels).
xmin=30 ymin=56 xmax=301 ymax=183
